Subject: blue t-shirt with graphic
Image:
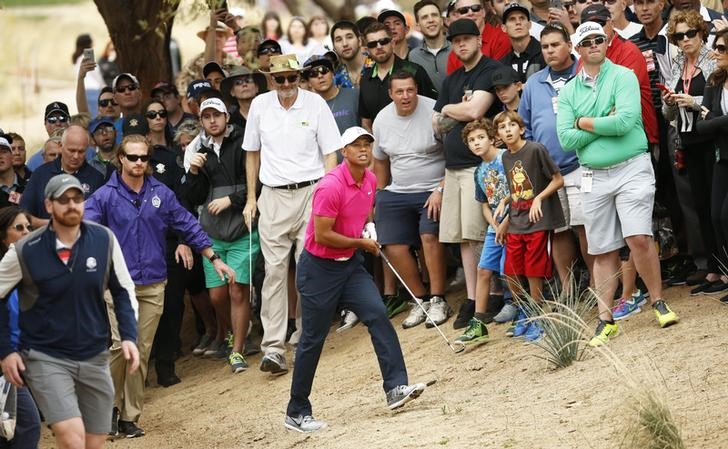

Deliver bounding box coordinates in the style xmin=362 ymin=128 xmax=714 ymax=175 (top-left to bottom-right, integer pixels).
xmin=474 ymin=149 xmax=509 ymax=234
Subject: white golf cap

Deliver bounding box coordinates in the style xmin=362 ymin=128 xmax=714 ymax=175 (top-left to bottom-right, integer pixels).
xmin=572 ymin=21 xmax=607 ymax=47
xmin=199 ymin=98 xmax=228 ymax=114
xmin=341 ymin=126 xmax=374 ymax=147
xmin=0 ymin=137 xmax=10 ymax=150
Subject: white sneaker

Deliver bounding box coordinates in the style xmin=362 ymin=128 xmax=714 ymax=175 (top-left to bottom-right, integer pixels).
xmin=402 ymin=301 xmax=429 ymax=329
xmin=284 ymin=415 xmax=328 ymax=433
xmin=386 ymin=383 xmax=426 ymax=410
xmin=425 ymin=296 xmax=452 ymax=328
xmin=336 ymin=310 xmax=359 ymax=333
xmin=493 ymin=302 xmax=519 ymax=323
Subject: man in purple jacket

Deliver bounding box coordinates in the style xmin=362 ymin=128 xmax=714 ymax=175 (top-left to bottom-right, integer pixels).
xmin=85 ymin=134 xmax=235 ymax=438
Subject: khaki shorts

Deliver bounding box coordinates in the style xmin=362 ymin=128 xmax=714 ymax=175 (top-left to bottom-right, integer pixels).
xmin=555 ymin=167 xmax=585 ymax=233
xmin=439 ymin=167 xmax=487 ymax=243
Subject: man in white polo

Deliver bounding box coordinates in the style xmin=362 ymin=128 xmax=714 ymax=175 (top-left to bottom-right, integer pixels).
xmin=244 ymin=54 xmax=341 ymax=375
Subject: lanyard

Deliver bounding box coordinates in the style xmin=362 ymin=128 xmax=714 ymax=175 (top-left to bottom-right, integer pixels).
xmin=682 ymin=61 xmax=698 ymax=95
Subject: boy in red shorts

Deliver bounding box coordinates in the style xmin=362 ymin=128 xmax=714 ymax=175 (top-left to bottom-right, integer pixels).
xmin=494 ymin=110 xmax=564 ymax=342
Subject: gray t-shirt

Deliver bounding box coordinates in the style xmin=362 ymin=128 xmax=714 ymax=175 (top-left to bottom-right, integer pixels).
xmin=372 ymin=96 xmax=445 ymax=193
xmin=327 ymin=87 xmax=360 ymax=134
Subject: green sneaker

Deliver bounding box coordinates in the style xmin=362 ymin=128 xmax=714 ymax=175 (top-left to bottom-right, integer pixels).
xmin=228 ymin=351 xmax=248 ymax=374
xmin=588 ymin=319 xmax=619 ymax=347
xmin=455 ymin=317 xmax=489 ymax=345
xmin=384 ymin=294 xmax=408 ymax=318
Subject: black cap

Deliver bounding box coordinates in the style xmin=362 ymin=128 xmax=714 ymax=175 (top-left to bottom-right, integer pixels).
xmin=447 ymin=19 xmax=481 ymax=41
xmin=203 ymin=61 xmax=228 ymax=79
xmin=257 ymin=39 xmax=282 ymax=55
xmin=122 ymin=114 xmax=149 ymax=137
xmin=44 ymin=102 xmax=70 ymax=120
xmin=150 ymin=81 xmax=179 ymax=98
xmin=377 ymin=9 xmax=407 ymax=24
xmin=491 ymin=66 xmax=521 ymax=86
xmin=303 ymin=54 xmax=334 ymax=71
xmin=502 ymin=3 xmax=530 ymax=21
xmin=187 ymin=79 xmax=213 ymax=100
xmin=581 ymin=4 xmax=611 ymax=24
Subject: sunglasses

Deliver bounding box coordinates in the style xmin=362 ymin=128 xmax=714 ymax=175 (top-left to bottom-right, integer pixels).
xmin=54 ymin=195 xmax=84 ymax=205
xmin=576 ymin=0 xmax=602 ymax=4
xmin=233 ymin=77 xmax=255 ymax=86
xmin=715 ymin=43 xmax=728 ymax=54
xmin=12 ymin=223 xmax=32 ymax=232
xmin=578 ymin=36 xmax=607 ymax=47
xmin=258 ymin=47 xmax=280 ymax=55
xmin=124 ymin=154 xmax=151 ymax=162
xmin=116 ymin=84 xmax=139 ymax=93
xmin=272 ymin=74 xmax=299 ymax=84
xmin=366 ymin=37 xmax=393 ymax=49
xmin=46 ymin=115 xmax=69 ymax=124
xmin=98 ymin=99 xmax=118 ymax=107
xmin=305 ymin=66 xmax=331 ymax=78
xmin=672 ymin=29 xmax=699 ymax=41
xmin=145 ymin=110 xmax=168 ymax=119
xmin=93 ymin=126 xmax=115 ymax=136
xmin=453 ymin=4 xmax=483 ymax=14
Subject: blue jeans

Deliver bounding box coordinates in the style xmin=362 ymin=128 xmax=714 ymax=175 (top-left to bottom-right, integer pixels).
xmin=0 ymin=386 xmax=40 ymax=449
xmin=286 ymin=250 xmax=408 ymax=417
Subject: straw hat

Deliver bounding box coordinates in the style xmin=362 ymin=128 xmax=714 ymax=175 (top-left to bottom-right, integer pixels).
xmin=261 ymin=54 xmax=302 ymax=74
xmin=197 ymin=21 xmax=234 ymax=40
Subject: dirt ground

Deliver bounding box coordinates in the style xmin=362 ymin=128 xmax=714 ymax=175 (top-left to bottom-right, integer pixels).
xmin=37 ymin=285 xmax=728 ymax=449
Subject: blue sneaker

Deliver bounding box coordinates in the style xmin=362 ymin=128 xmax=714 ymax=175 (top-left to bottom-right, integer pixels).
xmin=523 ymin=321 xmax=544 ymax=343
xmin=612 ymin=295 xmax=642 ymax=321
xmin=512 ymin=308 xmax=529 ymax=338
xmin=632 ymin=289 xmax=647 ymax=307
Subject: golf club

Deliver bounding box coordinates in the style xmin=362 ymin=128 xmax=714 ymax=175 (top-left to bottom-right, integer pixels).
xmin=379 ymin=250 xmax=465 ymax=354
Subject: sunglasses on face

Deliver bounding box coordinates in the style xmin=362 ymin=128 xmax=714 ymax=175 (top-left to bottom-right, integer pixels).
xmin=366 ymin=37 xmax=393 ymax=49
xmin=46 ymin=115 xmax=69 ymax=125
xmin=124 ymin=154 xmax=151 ymax=163
xmin=93 ymin=126 xmax=115 ymax=136
xmin=116 ymin=84 xmax=139 ymax=93
xmin=714 ymin=44 xmax=728 ymax=54
xmin=305 ymin=66 xmax=331 ymax=78
xmin=453 ymin=4 xmax=483 ymax=14
xmin=54 ymin=195 xmax=84 ymax=205
xmin=98 ymin=99 xmax=118 ymax=107
xmin=272 ymin=74 xmax=299 ymax=84
xmin=258 ymin=47 xmax=280 ymax=55
xmin=576 ymin=0 xmax=602 ymax=4
xmin=233 ymin=77 xmax=255 ymax=86
xmin=12 ymin=223 xmax=32 ymax=232
xmin=145 ymin=110 xmax=168 ymax=119
xmin=578 ymin=36 xmax=607 ymax=47
xmin=672 ymin=29 xmax=699 ymax=41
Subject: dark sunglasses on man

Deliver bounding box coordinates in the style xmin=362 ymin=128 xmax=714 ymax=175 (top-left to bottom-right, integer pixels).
xmin=305 ymin=66 xmax=331 ymax=78
xmin=116 ymin=84 xmax=139 ymax=94
xmin=272 ymin=74 xmax=299 ymax=84
xmin=46 ymin=115 xmax=69 ymax=124
xmin=366 ymin=37 xmax=393 ymax=49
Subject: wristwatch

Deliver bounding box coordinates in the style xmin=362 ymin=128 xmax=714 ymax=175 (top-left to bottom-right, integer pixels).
xmin=209 ymin=253 xmax=221 ymax=263
xmin=436 ymin=186 xmax=444 ymax=194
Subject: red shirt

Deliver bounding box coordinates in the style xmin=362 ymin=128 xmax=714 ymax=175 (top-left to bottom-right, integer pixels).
xmin=446 ymin=23 xmax=511 ymax=74
xmin=304 ymin=163 xmax=377 ymax=260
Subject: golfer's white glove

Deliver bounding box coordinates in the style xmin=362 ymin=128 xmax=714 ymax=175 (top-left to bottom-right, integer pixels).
xmin=361 ymin=222 xmax=378 ymax=242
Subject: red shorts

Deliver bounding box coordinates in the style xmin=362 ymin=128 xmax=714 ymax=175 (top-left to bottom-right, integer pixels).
xmin=504 ymin=231 xmax=552 ymax=278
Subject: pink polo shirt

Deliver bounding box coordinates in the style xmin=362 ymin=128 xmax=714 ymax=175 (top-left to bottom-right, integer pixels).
xmin=304 ymin=163 xmax=377 ymax=260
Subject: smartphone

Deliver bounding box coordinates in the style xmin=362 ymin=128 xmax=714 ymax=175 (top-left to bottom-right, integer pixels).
xmin=83 ymin=48 xmax=94 ymax=63
xmin=551 ymin=0 xmax=563 ymax=9
xmin=656 ymin=82 xmax=672 ymax=94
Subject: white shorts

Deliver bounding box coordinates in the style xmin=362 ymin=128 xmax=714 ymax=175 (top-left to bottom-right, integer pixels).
xmin=555 ymin=166 xmax=585 ymax=233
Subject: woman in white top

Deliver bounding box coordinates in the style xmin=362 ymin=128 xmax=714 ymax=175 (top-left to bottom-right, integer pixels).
xmin=279 ymin=17 xmax=318 ymax=64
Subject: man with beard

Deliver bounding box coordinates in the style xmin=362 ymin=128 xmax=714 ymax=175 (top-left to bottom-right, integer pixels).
xmin=21 ymin=126 xmax=105 ymax=228
xmin=0 ymin=174 xmax=140 ymax=449
xmin=244 ymin=54 xmax=341 ymax=376
xmin=88 ymin=116 xmax=117 ymax=177
xmin=330 ymin=21 xmax=366 ymax=88
xmin=359 ymin=22 xmax=437 ymax=131
xmin=408 ymin=0 xmax=451 ymax=91
xmin=85 ymin=134 xmax=235 ymax=437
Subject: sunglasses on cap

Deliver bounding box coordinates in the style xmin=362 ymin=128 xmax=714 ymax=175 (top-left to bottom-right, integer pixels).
xmin=145 ymin=110 xmax=168 ymax=119
xmin=671 ymin=29 xmax=699 ymax=41
xmin=116 ymin=83 xmax=139 ymax=93
xmin=714 ymin=43 xmax=728 ymax=54
xmin=578 ymin=36 xmax=607 ymax=47
xmin=46 ymin=115 xmax=69 ymax=124
xmin=305 ymin=66 xmax=331 ymax=78
xmin=11 ymin=223 xmax=32 ymax=232
xmin=453 ymin=4 xmax=483 ymax=14
xmin=272 ymin=74 xmax=299 ymax=84
xmin=233 ymin=77 xmax=255 ymax=86
xmin=124 ymin=154 xmax=151 ymax=162
xmin=366 ymin=37 xmax=393 ymax=49
xmin=258 ymin=47 xmax=280 ymax=55
xmin=98 ymin=99 xmax=118 ymax=107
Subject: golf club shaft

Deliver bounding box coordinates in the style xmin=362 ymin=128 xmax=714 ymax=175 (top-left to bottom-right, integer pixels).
xmin=379 ymin=250 xmax=461 ymax=352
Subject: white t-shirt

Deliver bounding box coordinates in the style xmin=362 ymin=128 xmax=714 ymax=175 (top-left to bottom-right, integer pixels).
xmin=616 ymin=21 xmax=643 ymax=40
xmin=243 ymin=89 xmax=342 ymax=187
xmin=372 ymin=96 xmax=445 ymax=194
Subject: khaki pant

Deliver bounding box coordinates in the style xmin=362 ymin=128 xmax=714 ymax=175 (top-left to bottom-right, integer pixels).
xmin=107 ymin=281 xmax=166 ymax=422
xmin=258 ymin=185 xmax=314 ymax=355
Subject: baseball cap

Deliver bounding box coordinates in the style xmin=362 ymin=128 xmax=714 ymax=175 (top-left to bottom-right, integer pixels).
xmin=491 ymin=66 xmax=521 ymax=86
xmin=150 ymin=81 xmax=179 ymax=98
xmin=502 ymin=3 xmax=530 ymax=21
xmin=303 ymin=54 xmax=334 ymax=71
xmin=257 ymin=39 xmax=282 ymax=55
xmin=187 ymin=79 xmax=213 ymax=100
xmin=44 ymin=174 xmax=83 ymax=200
xmin=203 ymin=61 xmax=228 ymax=79
xmin=341 ymin=126 xmax=374 ymax=147
xmin=44 ymin=102 xmax=70 ymax=120
xmin=447 ymin=19 xmax=481 ymax=41
xmin=580 ymin=4 xmax=611 ymax=24
xmin=88 ymin=116 xmax=115 ymax=134
xmin=122 ymin=114 xmax=149 ymax=136
xmin=0 ymin=129 xmax=12 ymax=146
xmin=199 ymin=98 xmax=228 ymax=115
xmin=112 ymin=73 xmax=140 ymax=90
xmin=377 ymin=9 xmax=407 ymax=24
xmin=0 ymin=137 xmax=11 ymax=150
xmin=572 ymin=21 xmax=607 ymax=47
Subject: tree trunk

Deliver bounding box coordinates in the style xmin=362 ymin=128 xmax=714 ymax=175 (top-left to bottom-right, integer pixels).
xmin=93 ymin=0 xmax=180 ymax=99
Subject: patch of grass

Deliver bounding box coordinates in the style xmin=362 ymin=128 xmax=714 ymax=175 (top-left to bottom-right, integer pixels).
xmin=625 ymin=390 xmax=686 ymax=449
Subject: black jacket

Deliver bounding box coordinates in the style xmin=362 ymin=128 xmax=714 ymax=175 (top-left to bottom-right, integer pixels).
xmin=697 ymin=83 xmax=728 ymax=161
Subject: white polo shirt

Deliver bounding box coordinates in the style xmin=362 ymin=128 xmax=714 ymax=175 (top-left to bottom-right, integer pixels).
xmin=243 ymin=88 xmax=342 ymax=187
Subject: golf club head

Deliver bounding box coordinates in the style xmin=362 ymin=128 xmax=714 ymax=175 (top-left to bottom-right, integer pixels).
xmin=451 ymin=341 xmax=466 ymax=354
